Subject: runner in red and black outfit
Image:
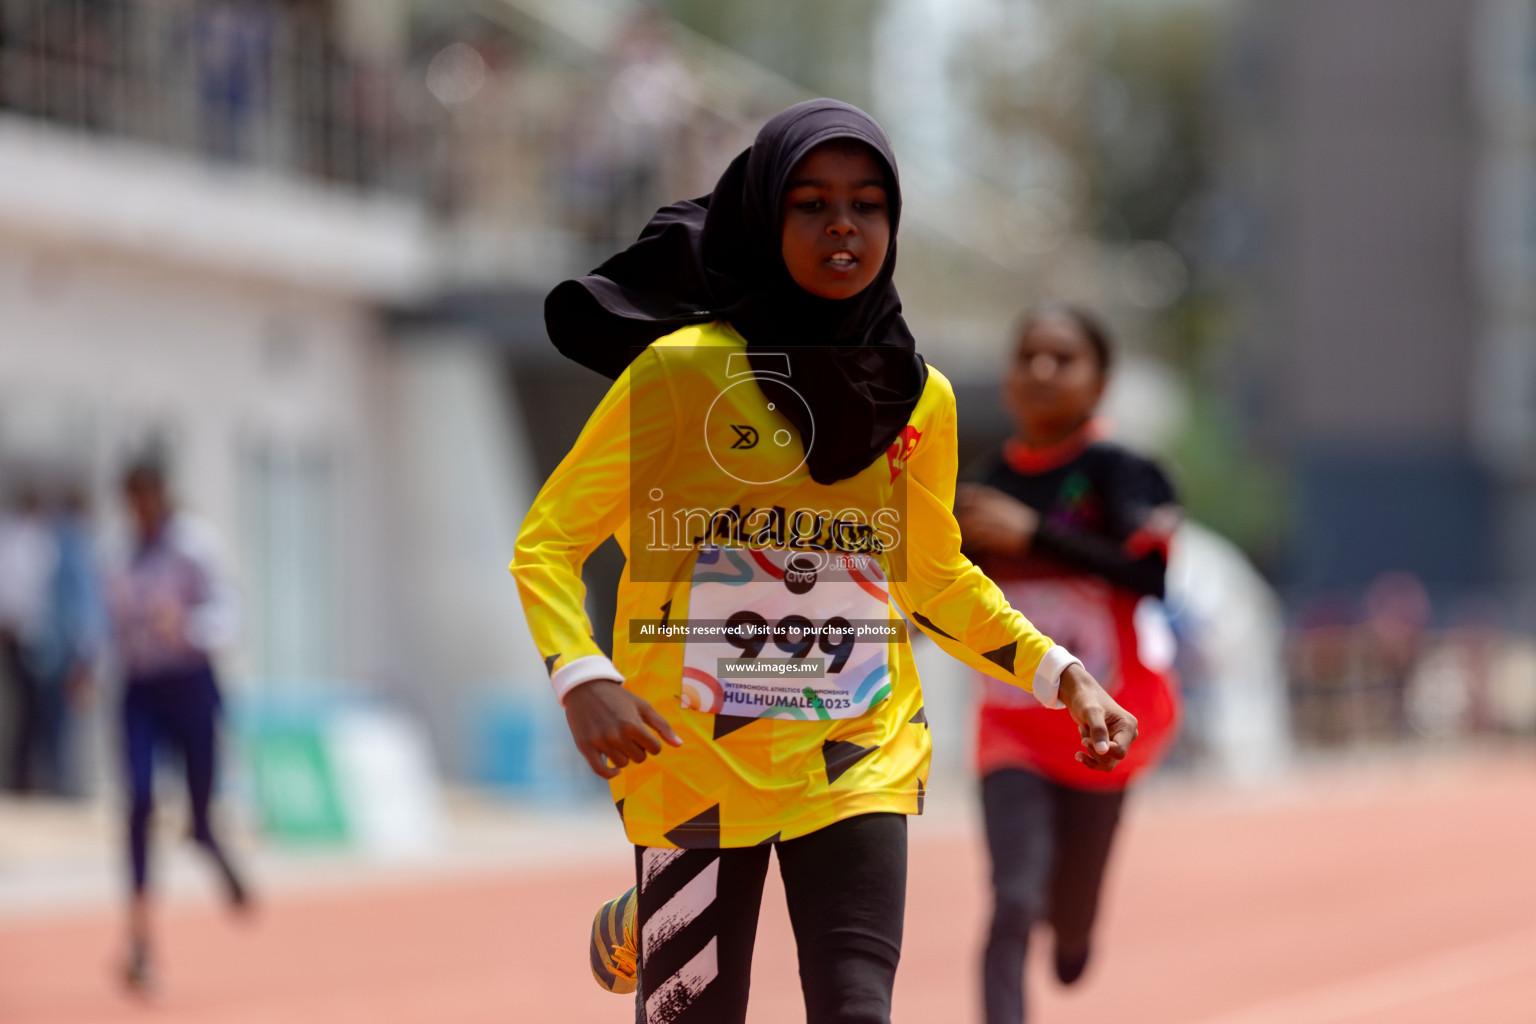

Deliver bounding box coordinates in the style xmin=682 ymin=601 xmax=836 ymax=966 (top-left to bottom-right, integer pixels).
xmin=956 ymin=304 xmax=1181 ymax=1024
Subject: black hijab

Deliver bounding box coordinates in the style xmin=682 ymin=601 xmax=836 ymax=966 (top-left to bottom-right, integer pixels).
xmin=544 ymin=98 xmax=927 ymax=485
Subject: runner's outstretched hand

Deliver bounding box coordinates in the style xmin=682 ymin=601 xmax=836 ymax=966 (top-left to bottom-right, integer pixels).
xmin=565 ymin=679 xmax=684 ymax=779
xmin=1058 ymin=663 xmax=1138 ymax=772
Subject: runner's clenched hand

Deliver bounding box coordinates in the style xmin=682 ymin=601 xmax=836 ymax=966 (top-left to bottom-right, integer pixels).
xmin=955 ymin=483 xmax=1040 ymax=556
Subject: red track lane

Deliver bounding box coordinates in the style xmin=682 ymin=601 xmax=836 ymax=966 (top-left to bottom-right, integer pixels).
xmin=2 ymin=755 xmax=1534 ymax=1024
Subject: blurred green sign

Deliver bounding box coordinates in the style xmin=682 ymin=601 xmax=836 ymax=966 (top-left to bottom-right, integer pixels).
xmin=246 ymin=727 xmax=348 ymax=845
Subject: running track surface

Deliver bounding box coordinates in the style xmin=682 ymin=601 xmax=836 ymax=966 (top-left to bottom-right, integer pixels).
xmin=3 ymin=753 xmax=1534 ymax=1024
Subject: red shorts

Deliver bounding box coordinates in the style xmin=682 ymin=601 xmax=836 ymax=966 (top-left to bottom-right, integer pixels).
xmin=976 ymin=590 xmax=1180 ymax=791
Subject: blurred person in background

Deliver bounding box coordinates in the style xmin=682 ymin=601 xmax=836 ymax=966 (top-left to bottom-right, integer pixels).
xmin=0 ymin=486 xmax=58 ymax=793
xmin=29 ymin=484 xmax=106 ymax=797
xmin=1362 ymin=571 xmax=1431 ymax=739
xmin=560 ymin=10 xmax=700 ymax=250
xmin=1288 ymin=575 xmax=1432 ymax=746
xmin=600 ymin=10 xmax=698 ymax=238
xmin=955 ymin=305 xmax=1181 ymax=1024
xmin=192 ymin=0 xmax=278 ymax=162
xmin=109 ymin=460 xmax=248 ymax=993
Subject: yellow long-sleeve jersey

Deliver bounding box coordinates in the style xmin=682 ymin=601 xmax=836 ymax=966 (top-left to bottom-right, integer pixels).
xmin=511 ymin=323 xmax=1074 ymax=849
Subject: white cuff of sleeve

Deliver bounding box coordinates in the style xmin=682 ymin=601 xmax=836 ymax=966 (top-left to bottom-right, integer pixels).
xmin=551 ymin=654 xmax=624 ymax=705
xmin=1030 ymin=645 xmax=1081 ymax=710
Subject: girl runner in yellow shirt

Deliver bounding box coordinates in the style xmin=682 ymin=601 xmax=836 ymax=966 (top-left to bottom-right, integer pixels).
xmin=513 ymin=98 xmax=1138 ymax=1024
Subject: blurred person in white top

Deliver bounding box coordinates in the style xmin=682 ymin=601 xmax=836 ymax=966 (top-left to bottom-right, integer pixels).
xmin=107 ymin=460 xmax=248 ymax=994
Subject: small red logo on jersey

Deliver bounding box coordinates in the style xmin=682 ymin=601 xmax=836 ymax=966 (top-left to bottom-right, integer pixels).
xmin=887 ymin=426 xmax=921 ymax=481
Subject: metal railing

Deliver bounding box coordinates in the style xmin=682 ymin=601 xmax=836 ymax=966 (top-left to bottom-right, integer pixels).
xmin=0 ymin=1 xmax=767 ymax=268
xmin=0 ymin=1 xmax=421 ymax=190
xmin=0 ymin=0 xmax=1072 ymax=311
xmin=1286 ymin=620 xmax=1536 ymax=747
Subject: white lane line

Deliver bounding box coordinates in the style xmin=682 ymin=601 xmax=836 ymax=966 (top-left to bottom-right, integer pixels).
xmin=1183 ymin=924 xmax=1536 ymax=1024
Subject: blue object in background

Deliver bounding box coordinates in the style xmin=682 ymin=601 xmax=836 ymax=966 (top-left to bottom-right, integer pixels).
xmin=1287 ymin=448 xmax=1494 ymax=608
xmin=464 ymin=687 xmax=607 ymax=802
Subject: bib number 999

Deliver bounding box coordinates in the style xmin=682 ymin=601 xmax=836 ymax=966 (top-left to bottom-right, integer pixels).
xmin=723 ymin=612 xmax=855 ymax=672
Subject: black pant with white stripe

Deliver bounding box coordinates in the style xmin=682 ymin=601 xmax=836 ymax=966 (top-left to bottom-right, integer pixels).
xmin=634 ymin=812 xmax=907 ymax=1024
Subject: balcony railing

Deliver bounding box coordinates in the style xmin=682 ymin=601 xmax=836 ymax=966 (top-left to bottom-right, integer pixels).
xmin=0 ymin=1 xmax=422 ymax=189
xmin=0 ymin=2 xmax=767 ymax=266
xmin=0 ymin=0 xmax=1061 ymax=318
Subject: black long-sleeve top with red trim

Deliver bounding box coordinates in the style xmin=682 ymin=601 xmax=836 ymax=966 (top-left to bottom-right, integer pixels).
xmin=963 ymin=425 xmax=1182 ymax=789
xmin=961 ymin=430 xmax=1178 ymax=597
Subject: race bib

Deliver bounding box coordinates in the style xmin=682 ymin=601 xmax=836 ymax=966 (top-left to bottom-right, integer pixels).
xmin=981 ymin=577 xmax=1121 ymax=707
xmin=681 ymin=546 xmax=895 ymax=720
